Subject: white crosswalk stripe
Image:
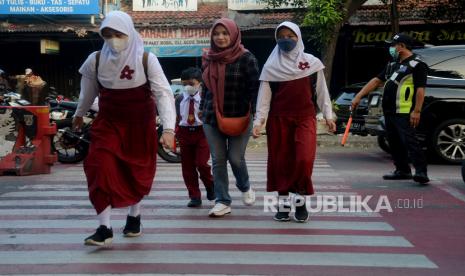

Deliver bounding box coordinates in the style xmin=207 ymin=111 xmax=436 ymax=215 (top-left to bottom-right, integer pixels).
xmin=0 ymin=251 xmax=437 ymax=268
xmin=0 ymin=233 xmax=413 ymax=247
xmin=0 ymin=219 xmax=395 ymax=231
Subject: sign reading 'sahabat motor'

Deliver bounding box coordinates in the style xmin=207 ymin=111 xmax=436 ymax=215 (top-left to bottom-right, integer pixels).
xmin=0 ymin=0 xmax=99 ymax=14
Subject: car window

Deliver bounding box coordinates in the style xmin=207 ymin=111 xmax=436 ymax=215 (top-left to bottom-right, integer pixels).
xmin=335 ymin=92 xmax=355 ymax=105
xmin=428 ymin=55 xmax=465 ymax=79
xmin=415 ymin=48 xmax=465 ymax=67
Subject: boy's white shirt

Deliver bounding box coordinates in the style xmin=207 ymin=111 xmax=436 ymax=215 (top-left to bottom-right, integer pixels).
xmin=179 ymin=89 xmax=203 ymax=126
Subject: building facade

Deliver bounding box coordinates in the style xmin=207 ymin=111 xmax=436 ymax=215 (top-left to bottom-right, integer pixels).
xmin=0 ymin=0 xmax=462 ymax=98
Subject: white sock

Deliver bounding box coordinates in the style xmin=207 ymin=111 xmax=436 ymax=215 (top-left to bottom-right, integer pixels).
xmin=128 ymin=202 xmax=141 ymax=217
xmin=98 ymin=205 xmax=111 ymax=229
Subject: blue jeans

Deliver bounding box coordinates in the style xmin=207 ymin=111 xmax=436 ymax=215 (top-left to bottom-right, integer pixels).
xmin=203 ymin=122 xmax=252 ymax=206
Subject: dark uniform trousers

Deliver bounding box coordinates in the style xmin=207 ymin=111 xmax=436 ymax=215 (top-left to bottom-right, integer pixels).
xmin=176 ymin=126 xmax=214 ymax=200
xmin=385 ymin=114 xmax=428 ymax=174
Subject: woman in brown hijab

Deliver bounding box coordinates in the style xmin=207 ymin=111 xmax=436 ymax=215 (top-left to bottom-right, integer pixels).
xmin=201 ymin=18 xmax=260 ymax=217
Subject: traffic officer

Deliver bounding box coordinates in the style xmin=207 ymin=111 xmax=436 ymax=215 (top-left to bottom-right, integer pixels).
xmin=352 ymin=33 xmax=429 ymax=184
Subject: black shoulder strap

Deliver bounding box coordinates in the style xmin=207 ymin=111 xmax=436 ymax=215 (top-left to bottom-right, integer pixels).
xmin=95 ymin=51 xmax=102 ymax=88
xmin=95 ymin=51 xmax=149 ymax=84
xmin=95 ymin=51 xmax=100 ymax=74
xmin=142 ymin=51 xmax=149 ymax=81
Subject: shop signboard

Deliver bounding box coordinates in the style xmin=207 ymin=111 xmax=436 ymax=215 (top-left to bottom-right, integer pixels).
xmin=0 ymin=0 xmax=99 ymax=14
xmin=352 ymin=26 xmax=465 ymax=46
xmin=40 ymin=39 xmax=60 ymax=55
xmin=141 ymin=28 xmax=209 ymax=57
xmin=228 ymin=0 xmax=290 ymax=10
xmin=133 ymin=0 xmax=197 ymax=11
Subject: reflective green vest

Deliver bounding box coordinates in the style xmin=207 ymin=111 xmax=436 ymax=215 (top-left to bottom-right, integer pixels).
xmin=385 ymin=57 xmax=424 ymax=114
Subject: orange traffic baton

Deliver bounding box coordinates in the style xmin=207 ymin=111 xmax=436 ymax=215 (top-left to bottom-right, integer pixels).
xmin=341 ymin=107 xmax=353 ymax=146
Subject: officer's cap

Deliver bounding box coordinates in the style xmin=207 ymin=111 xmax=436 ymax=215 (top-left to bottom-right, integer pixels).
xmin=386 ymin=33 xmax=413 ymax=47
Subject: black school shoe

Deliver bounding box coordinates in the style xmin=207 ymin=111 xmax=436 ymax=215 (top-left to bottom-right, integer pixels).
xmin=273 ymin=211 xmax=291 ymax=222
xmin=206 ymin=186 xmax=215 ymax=201
xmin=413 ymin=172 xmax=430 ymax=184
xmin=383 ymin=170 xmax=413 ymax=180
xmin=293 ymin=203 xmax=310 ymax=223
xmin=123 ymin=215 xmax=142 ymax=237
xmin=274 ymin=200 xmax=291 ymax=222
xmin=187 ymin=198 xmax=202 ymax=208
xmin=84 ymin=225 xmax=113 ymax=246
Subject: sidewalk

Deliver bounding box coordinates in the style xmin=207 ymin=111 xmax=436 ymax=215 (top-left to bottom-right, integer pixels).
xmin=247 ymin=134 xmax=378 ymax=150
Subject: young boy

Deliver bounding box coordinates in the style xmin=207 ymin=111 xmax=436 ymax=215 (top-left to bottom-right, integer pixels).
xmin=176 ymin=67 xmax=214 ymax=207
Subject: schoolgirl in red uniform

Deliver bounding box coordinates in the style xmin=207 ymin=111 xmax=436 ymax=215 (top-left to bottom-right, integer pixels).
xmin=253 ymin=22 xmax=336 ymax=222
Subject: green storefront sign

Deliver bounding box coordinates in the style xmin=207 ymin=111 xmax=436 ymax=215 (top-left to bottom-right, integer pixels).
xmin=352 ymin=25 xmax=465 ymax=45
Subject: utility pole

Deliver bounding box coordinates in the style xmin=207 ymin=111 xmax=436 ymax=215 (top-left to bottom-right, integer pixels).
xmin=390 ymin=0 xmax=400 ymax=33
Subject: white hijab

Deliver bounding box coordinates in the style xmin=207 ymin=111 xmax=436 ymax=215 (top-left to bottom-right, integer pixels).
xmin=259 ymin=21 xmax=324 ymax=82
xmin=80 ymin=11 xmax=146 ymax=89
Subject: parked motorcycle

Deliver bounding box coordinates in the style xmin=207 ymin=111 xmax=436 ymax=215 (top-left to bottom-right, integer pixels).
xmin=52 ymin=110 xmax=95 ymax=164
xmin=48 ymin=97 xmax=78 ymax=127
xmin=156 ymin=122 xmax=181 ymax=163
xmin=45 ymin=92 xmax=88 ymax=163
xmin=0 ymin=91 xmax=31 ymax=106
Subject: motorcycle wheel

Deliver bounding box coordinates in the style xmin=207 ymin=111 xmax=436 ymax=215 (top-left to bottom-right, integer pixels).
xmin=52 ymin=126 xmax=89 ymax=163
xmin=157 ymin=127 xmax=181 ymax=163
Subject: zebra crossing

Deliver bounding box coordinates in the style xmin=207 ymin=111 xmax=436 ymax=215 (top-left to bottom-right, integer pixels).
xmin=0 ymin=153 xmax=438 ymax=275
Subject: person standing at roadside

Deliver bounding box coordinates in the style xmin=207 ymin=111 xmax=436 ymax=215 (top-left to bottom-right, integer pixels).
xmin=352 ymin=33 xmax=429 ymax=184
xmin=0 ymin=69 xmax=10 ymax=91
xmin=176 ymin=67 xmax=215 ymax=207
xmin=201 ymin=18 xmax=260 ymax=217
xmin=0 ymin=69 xmax=10 ymax=101
xmin=24 ymin=68 xmax=46 ymax=105
xmin=10 ymin=68 xmax=45 ymax=103
xmin=252 ymin=21 xmax=335 ymax=223
xmin=72 ymin=11 xmax=176 ymax=246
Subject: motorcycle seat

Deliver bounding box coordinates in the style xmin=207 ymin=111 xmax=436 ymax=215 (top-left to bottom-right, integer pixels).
xmin=58 ymin=101 xmax=78 ymax=109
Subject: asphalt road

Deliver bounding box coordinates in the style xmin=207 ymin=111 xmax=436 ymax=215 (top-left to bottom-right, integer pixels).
xmin=318 ymin=146 xmax=465 ymax=276
xmin=0 ymin=144 xmax=464 ymax=275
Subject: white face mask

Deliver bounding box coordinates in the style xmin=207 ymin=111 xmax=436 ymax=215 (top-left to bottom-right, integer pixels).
xmin=105 ymin=37 xmax=129 ymax=53
xmin=184 ymin=85 xmax=199 ymax=96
